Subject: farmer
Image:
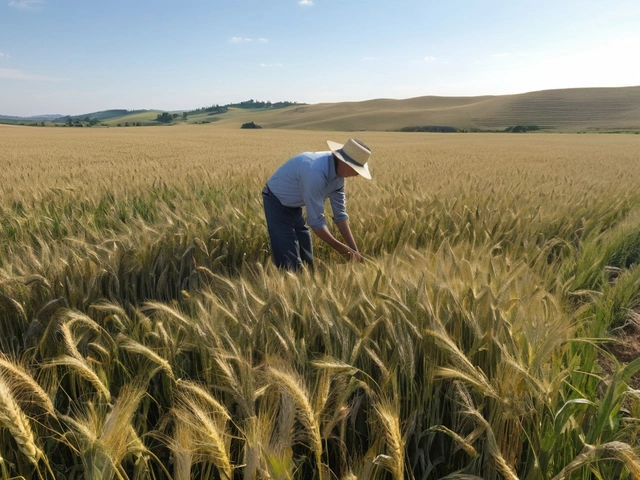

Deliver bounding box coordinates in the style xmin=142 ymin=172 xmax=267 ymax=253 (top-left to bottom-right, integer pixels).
xmin=262 ymin=138 xmax=372 ymax=271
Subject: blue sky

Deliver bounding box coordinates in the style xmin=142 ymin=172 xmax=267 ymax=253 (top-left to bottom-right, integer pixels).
xmin=1 ymin=0 xmax=639 ymax=116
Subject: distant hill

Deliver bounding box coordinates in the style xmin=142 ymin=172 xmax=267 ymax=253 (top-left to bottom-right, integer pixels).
xmin=209 ymin=86 xmax=640 ymax=132
xmin=53 ymin=109 xmax=153 ymax=123
xmin=2 ymin=87 xmax=639 ymax=131
xmin=0 ymin=113 xmax=64 ymax=122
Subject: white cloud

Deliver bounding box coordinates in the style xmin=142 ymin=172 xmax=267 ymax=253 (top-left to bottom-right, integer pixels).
xmin=362 ymin=56 xmax=376 ymax=61
xmin=260 ymin=63 xmax=283 ymax=68
xmin=0 ymin=52 xmax=11 ymax=59
xmin=491 ymin=53 xmax=510 ymax=58
xmin=424 ymin=56 xmax=437 ymax=62
xmin=0 ymin=68 xmax=67 ymax=82
xmin=230 ymin=37 xmax=268 ymax=44
xmin=8 ymin=0 xmax=46 ymax=10
xmin=299 ymin=0 xmax=314 ymax=6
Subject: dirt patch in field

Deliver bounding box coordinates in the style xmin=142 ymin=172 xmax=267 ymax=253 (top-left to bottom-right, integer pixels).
xmin=600 ymin=320 xmax=640 ymax=390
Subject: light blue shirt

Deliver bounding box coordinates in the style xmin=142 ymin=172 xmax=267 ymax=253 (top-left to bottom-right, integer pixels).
xmin=266 ymin=151 xmax=348 ymax=230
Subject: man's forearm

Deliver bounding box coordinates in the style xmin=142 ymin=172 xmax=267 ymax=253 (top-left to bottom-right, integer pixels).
xmin=335 ymin=219 xmax=358 ymax=252
xmin=312 ymin=223 xmax=362 ymax=262
xmin=312 ymin=225 xmax=351 ymax=255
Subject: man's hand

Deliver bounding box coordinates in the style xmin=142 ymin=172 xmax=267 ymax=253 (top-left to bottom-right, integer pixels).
xmin=340 ymin=247 xmax=363 ymax=263
xmin=313 ymin=224 xmax=363 ymax=263
xmin=335 ymin=220 xmax=363 ymax=262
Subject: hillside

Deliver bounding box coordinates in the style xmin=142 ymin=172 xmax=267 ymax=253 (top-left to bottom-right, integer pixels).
xmin=100 ymin=110 xmax=164 ymax=126
xmin=3 ymin=86 xmax=639 ymax=132
xmin=209 ymin=86 xmax=640 ymax=132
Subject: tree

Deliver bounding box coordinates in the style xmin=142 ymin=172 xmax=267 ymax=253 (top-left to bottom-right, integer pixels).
xmin=155 ymin=112 xmax=173 ymax=123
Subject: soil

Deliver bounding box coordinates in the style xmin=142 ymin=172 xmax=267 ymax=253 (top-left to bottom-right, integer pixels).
xmin=600 ymin=320 xmax=640 ymax=390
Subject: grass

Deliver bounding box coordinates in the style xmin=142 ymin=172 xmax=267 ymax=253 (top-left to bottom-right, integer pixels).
xmin=0 ymin=125 xmax=640 ymax=478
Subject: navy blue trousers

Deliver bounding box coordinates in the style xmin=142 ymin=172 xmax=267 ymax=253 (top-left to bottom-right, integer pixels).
xmin=262 ymin=185 xmax=313 ymax=271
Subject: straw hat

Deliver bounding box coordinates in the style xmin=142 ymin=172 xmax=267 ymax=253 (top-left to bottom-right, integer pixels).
xmin=327 ymin=138 xmax=372 ymax=179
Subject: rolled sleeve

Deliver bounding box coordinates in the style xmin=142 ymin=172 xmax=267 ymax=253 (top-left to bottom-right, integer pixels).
xmin=329 ymin=187 xmax=348 ymax=224
xmin=302 ymin=174 xmax=328 ymax=230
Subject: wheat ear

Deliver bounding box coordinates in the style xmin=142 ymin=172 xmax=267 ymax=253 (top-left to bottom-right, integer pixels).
xmin=0 ymin=376 xmax=42 ymax=466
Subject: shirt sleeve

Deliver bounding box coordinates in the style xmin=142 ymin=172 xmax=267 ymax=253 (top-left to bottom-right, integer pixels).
xmin=301 ymin=172 xmax=328 ymax=230
xmin=329 ymin=185 xmax=349 ymax=224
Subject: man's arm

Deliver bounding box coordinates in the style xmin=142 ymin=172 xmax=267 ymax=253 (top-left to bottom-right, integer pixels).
xmin=312 ymin=222 xmax=363 ymax=262
xmin=335 ymin=219 xmax=359 ymax=253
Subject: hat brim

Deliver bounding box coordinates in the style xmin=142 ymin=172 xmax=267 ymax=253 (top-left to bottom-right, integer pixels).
xmin=327 ymin=140 xmax=372 ymax=180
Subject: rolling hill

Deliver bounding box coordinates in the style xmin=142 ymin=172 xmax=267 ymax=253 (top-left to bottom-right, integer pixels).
xmin=208 ymin=86 xmax=640 ymax=132
xmin=3 ymin=86 xmax=639 ymax=132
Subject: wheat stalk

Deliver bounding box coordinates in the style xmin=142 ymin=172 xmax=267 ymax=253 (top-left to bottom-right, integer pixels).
xmin=100 ymin=381 xmax=147 ymax=469
xmin=0 ymin=354 xmax=54 ymax=415
xmin=373 ymin=397 xmax=405 ymax=480
xmin=175 ymin=378 xmax=231 ymax=425
xmin=42 ymin=355 xmax=111 ymax=400
xmin=0 ymin=375 xmax=42 ymax=466
xmin=266 ymin=365 xmax=324 ymax=480
xmin=173 ymin=402 xmax=233 ymax=480
xmin=117 ymin=334 xmax=175 ymax=379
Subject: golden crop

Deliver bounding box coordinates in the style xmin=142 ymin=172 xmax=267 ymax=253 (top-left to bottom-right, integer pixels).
xmin=1 ymin=124 xmax=640 ymax=479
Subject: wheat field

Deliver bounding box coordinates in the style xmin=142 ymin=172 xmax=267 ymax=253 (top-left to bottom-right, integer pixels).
xmin=1 ymin=124 xmax=640 ymax=479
